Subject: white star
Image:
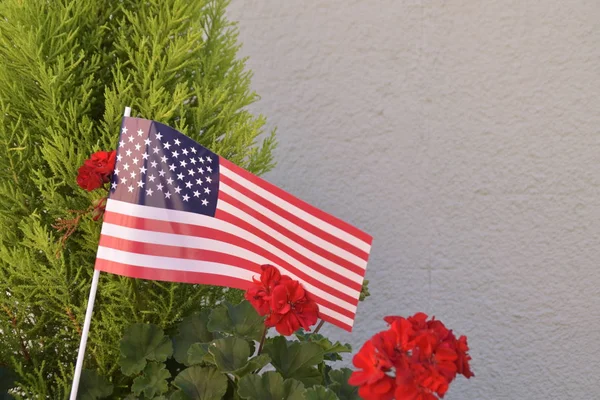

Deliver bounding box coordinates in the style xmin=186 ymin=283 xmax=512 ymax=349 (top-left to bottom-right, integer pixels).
xmin=128 ymin=185 xmax=134 ymax=192
xmin=139 ymin=166 xmax=147 ymax=174
xmin=135 ymin=143 xmax=141 ymax=151
xmin=191 ymin=147 xmax=197 ymax=154
xmin=198 ymin=167 xmax=204 ymax=174
xmin=206 ymin=156 xmax=212 ymax=163
xmin=163 ymin=142 xmax=171 ymax=150
xmin=160 ymin=156 xmax=168 ymax=163
xmin=150 ymin=161 xmax=158 ymax=168
xmin=190 ymin=158 xmax=197 ymax=165
xmin=130 ymin=171 xmax=136 ymax=179
xmin=199 ymin=157 xmax=205 ymax=164
xmin=206 ymin=177 xmax=212 ymax=183
xmin=132 ymin=157 xmax=139 ymax=165
xmin=156 ymin=183 xmax=164 ymax=191
xmin=142 ymin=152 xmax=149 ymax=160
xmin=182 ymin=148 xmax=189 ymax=156
xmin=180 ymin=160 xmax=187 ymax=168
xmin=185 ymin=181 xmax=193 ymax=189
xmin=119 ymin=140 xmax=125 ymax=148
xmin=111 ymin=182 xmax=117 ymax=189
xmin=159 ymin=170 xmax=166 ymax=177
xmin=126 ymin=149 xmax=132 ymax=157
xmin=153 ymin=146 xmax=160 ymax=154
xmin=175 ymin=186 xmax=182 ymax=194
xmin=137 ymin=180 xmax=145 ymax=188
xmin=164 ymin=191 xmax=171 ymax=199
xmin=204 ymin=187 xmax=211 ymax=194
xmin=155 ymin=132 xmax=163 ymax=140
xmin=177 ymin=173 xmax=184 ymax=180
xmin=121 ymin=177 xmax=128 ymax=184
xmin=201 ymin=199 xmax=209 ymax=206
xmin=188 ymin=169 xmax=195 ymax=176
xmin=174 ymin=138 xmax=181 ymax=146
xmin=128 ymin=136 xmax=135 ymax=143
xmin=206 ymin=166 xmax=212 ymax=173
xmin=169 ymin=164 xmax=176 ymax=171
xmin=182 ymin=194 xmax=190 ymax=202
xmin=196 ymin=178 xmax=203 ymax=185
xmin=166 ymin=177 xmax=174 ymax=185
xmin=148 ymin=174 xmax=156 ymax=182
xmin=193 ymin=190 xmax=200 ymax=197
xmin=137 ymin=129 xmax=144 ymax=137
xmin=146 ymin=188 xmax=153 ymax=196
xmin=123 ymin=163 xmax=130 ymax=171
xmin=144 ymin=138 xmax=151 ymax=146
xmin=114 ymin=168 xmax=120 ymax=176
xmin=122 ymin=127 xmax=128 ymax=134
xmin=117 ymin=154 xmax=123 ymax=162
xmin=171 ymin=150 xmax=179 ymax=158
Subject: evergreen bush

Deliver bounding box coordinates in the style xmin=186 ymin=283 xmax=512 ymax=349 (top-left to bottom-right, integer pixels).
xmin=0 ymin=0 xmax=275 ymax=397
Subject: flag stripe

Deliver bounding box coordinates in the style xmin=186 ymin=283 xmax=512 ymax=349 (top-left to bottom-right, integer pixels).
xmin=220 ymin=174 xmax=370 ymax=263
xmin=100 ymin=215 xmax=358 ymax=314
xmin=220 ymin=160 xmax=372 ymax=250
xmin=216 ymin=196 xmax=365 ymax=283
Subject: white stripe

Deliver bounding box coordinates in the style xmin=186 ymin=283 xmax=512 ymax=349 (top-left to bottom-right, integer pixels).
xmin=100 ymin=222 xmax=357 ymax=313
xmin=220 ymin=165 xmax=371 ymax=253
xmin=217 ymin=198 xmax=364 ymax=281
xmin=97 ymin=245 xmax=354 ymax=327
xmin=220 ymin=182 xmax=367 ymax=269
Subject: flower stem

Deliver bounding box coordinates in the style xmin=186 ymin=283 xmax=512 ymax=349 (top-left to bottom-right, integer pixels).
xmin=313 ymin=319 xmax=325 ymax=335
xmin=257 ymin=325 xmax=268 ymax=354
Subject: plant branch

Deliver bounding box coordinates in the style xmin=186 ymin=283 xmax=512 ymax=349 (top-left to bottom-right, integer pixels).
xmin=312 ymin=319 xmax=325 ymax=335
xmin=2 ymin=305 xmax=31 ymax=362
xmin=257 ymin=325 xmax=268 ymax=355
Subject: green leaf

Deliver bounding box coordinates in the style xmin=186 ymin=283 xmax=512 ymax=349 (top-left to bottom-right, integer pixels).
xmin=264 ymin=336 xmax=324 ymax=387
xmin=295 ymin=331 xmax=352 ymax=361
xmin=132 ymin=362 xmax=171 ymax=398
xmin=119 ymin=323 xmax=174 ymax=376
xmin=172 ymin=366 xmax=228 ymax=400
xmin=77 ymin=369 xmax=114 ymax=400
xmin=188 ymin=343 xmax=213 ymax=366
xmin=207 ymin=301 xmax=265 ymax=341
xmin=237 ymin=371 xmax=305 ymax=400
xmin=0 ymin=367 xmax=16 ymax=399
xmin=359 ymin=280 xmax=370 ymax=302
xmin=173 ymin=310 xmax=215 ymax=365
xmin=328 ymin=369 xmax=360 ymax=400
xmin=303 ymin=386 xmax=339 ymax=400
xmin=209 ymin=337 xmax=251 ymax=373
xmin=231 ymin=354 xmax=271 ymax=378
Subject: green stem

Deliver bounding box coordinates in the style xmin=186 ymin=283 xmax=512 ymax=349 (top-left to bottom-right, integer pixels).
xmin=257 ymin=325 xmax=268 ymax=355
xmin=312 ymin=319 xmax=325 ymax=335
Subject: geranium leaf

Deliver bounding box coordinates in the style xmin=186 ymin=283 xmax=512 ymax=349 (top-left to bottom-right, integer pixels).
xmin=295 ymin=331 xmax=352 ymax=361
xmin=173 ymin=311 xmax=214 ymax=365
xmin=231 ymin=354 xmax=271 ymax=378
xmin=77 ymin=369 xmax=113 ymax=400
xmin=209 ymin=337 xmax=251 ymax=373
xmin=303 ymin=386 xmax=340 ymax=400
xmin=172 ymin=366 xmax=228 ymax=400
xmin=237 ymin=371 xmax=305 ymax=400
xmin=119 ymin=323 xmax=173 ymax=376
xmin=207 ymin=301 xmax=264 ymax=341
xmin=131 ymin=362 xmax=171 ymax=398
xmin=187 ymin=343 xmax=213 ymax=366
xmin=328 ymin=369 xmax=360 ymax=400
xmin=264 ymin=336 xmax=324 ymax=386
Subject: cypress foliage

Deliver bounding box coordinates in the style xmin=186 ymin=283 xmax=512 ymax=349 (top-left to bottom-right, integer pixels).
xmin=0 ymin=0 xmax=276 ymax=397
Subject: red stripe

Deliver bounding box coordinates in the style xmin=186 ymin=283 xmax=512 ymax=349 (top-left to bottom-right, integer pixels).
xmin=102 ymin=211 xmax=358 ymax=317
xmin=96 ymin=258 xmax=254 ymax=289
xmin=319 ymin=312 xmax=352 ymax=332
xmin=220 ymin=157 xmax=372 ymax=244
xmin=220 ymin=175 xmax=370 ymax=262
xmin=218 ymin=191 xmax=364 ymax=284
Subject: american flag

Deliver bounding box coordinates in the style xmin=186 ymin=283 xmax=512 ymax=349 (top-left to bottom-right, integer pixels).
xmin=96 ymin=117 xmax=373 ymax=331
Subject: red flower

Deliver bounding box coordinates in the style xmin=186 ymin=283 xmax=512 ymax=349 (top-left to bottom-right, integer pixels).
xmin=266 ymin=278 xmax=319 ymax=335
xmin=455 ymin=335 xmax=474 ymax=378
xmin=245 ymin=265 xmax=285 ymax=316
xmin=348 ymin=340 xmax=395 ymax=400
xmin=76 ymin=150 xmax=117 ymax=191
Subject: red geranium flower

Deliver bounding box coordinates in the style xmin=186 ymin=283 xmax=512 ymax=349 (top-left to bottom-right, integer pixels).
xmin=266 ymin=278 xmax=319 ymax=335
xmin=348 ymin=340 xmax=395 ymax=400
xmin=76 ymin=164 xmax=104 ymax=191
xmin=76 ymin=150 xmax=117 ymax=191
xmin=244 ymin=265 xmax=285 ymax=316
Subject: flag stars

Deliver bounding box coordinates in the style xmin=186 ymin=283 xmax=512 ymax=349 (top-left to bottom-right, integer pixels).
xmin=119 ymin=140 xmax=125 ymax=148
xmin=121 ymin=177 xmax=128 ymax=184
xmin=153 ymin=146 xmax=160 ymax=154
xmin=206 ymin=177 xmax=212 ymax=184
xmin=139 ymin=166 xmax=147 ymax=174
xmin=135 ymin=143 xmax=141 ymax=151
xmin=166 ymin=177 xmax=174 ymax=185
xmin=163 ymin=141 xmax=171 ymax=150
xmin=123 ymin=163 xmax=130 ymax=171
xmin=137 ymin=180 xmax=145 ymax=188
xmin=161 ymin=156 xmax=168 ymax=163
xmin=204 ymin=187 xmax=211 ymax=194
xmin=114 ymin=168 xmax=120 ymax=176
xmin=174 ymin=138 xmax=181 ymax=146
xmin=198 ymin=167 xmax=204 ymax=174
xmin=196 ymin=178 xmax=203 ymax=185
xmin=137 ymin=129 xmax=144 ymax=137
xmin=122 ymin=127 xmax=128 ymax=135
xmin=130 ymin=171 xmax=136 ymax=179
xmin=169 ymin=164 xmax=176 ymax=171
xmin=117 ymin=154 xmax=123 ymax=162
xmin=148 ymin=174 xmax=156 ymax=182
xmin=164 ymin=191 xmax=171 ymax=199
xmin=171 ymin=150 xmax=179 ymax=158
xmin=199 ymin=157 xmax=205 ymax=164
xmin=191 ymin=147 xmax=197 ymax=154
xmin=180 ymin=160 xmax=187 ymax=168
xmin=144 ymin=138 xmax=151 ymax=146
xmin=111 ymin=182 xmax=117 ymax=189
xmin=159 ymin=170 xmax=166 ymax=177
xmin=142 ymin=152 xmax=149 ymax=160
xmin=185 ymin=181 xmax=193 ymax=189
xmin=206 ymin=166 xmax=212 ymax=173
xmin=182 ymin=148 xmax=189 ymax=156
xmin=175 ymin=186 xmax=182 ymax=194
xmin=201 ymin=199 xmax=209 ymax=206
xmin=132 ymin=157 xmax=139 ymax=165
xmin=156 ymin=183 xmax=164 ymax=191
xmin=190 ymin=158 xmax=197 ymax=165
xmin=150 ymin=161 xmax=158 ymax=168
xmin=126 ymin=149 xmax=132 ymax=157
xmin=128 ymin=136 xmax=135 ymax=143
xmin=177 ymin=173 xmax=185 ymax=180
xmin=182 ymin=194 xmax=190 ymax=202
xmin=145 ymin=188 xmax=154 ymax=196
xmin=128 ymin=185 xmax=134 ymax=193
xmin=206 ymin=156 xmax=213 ymax=163
xmin=193 ymin=190 xmax=201 ymax=197
xmin=155 ymin=132 xmax=163 ymax=140
xmin=188 ymin=169 xmax=195 ymax=176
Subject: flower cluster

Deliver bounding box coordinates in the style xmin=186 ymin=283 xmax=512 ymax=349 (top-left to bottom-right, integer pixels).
xmin=245 ymin=265 xmax=319 ymax=335
xmin=349 ymin=313 xmax=473 ymax=400
xmin=76 ymin=150 xmax=116 ymax=191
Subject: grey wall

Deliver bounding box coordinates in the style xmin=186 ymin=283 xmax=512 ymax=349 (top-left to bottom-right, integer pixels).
xmin=228 ymin=1 xmax=600 ymax=398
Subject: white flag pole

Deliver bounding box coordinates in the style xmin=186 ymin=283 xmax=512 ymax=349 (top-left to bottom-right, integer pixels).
xmin=70 ymin=106 xmax=131 ymax=400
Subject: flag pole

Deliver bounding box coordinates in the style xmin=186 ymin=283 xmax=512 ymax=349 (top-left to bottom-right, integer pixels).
xmin=70 ymin=106 xmax=131 ymax=400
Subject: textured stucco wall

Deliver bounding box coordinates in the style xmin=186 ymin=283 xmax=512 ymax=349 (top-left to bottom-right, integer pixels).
xmin=227 ymin=1 xmax=600 ymax=398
